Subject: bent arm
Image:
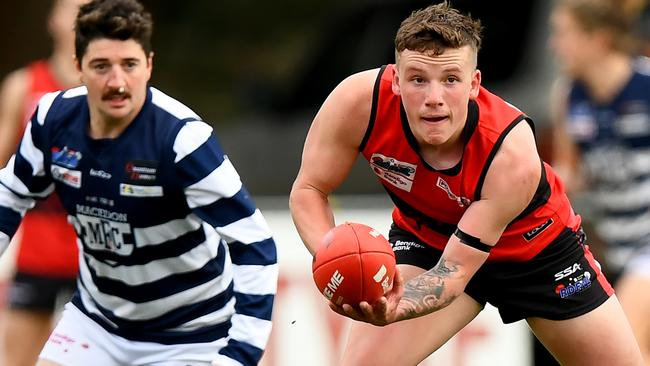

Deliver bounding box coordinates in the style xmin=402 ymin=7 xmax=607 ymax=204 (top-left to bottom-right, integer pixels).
xmin=396 ymin=121 xmax=542 ymax=321
xmin=289 ymin=69 xmax=378 ymax=255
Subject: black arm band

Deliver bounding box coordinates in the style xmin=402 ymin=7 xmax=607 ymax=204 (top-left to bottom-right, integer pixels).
xmin=454 ymin=228 xmax=492 ymax=253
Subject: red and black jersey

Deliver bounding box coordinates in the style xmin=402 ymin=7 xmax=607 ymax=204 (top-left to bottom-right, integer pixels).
xmin=360 ymin=65 xmax=581 ymax=262
xmin=15 ymin=60 xmax=78 ymax=277
xmin=22 ymin=60 xmax=62 ymax=130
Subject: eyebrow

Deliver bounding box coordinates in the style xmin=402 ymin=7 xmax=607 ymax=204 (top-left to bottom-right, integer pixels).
xmin=88 ymin=57 xmax=141 ymax=64
xmin=403 ymin=64 xmax=463 ymax=74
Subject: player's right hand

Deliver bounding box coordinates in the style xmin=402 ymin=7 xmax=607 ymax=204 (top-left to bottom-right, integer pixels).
xmin=328 ymin=267 xmax=404 ymax=326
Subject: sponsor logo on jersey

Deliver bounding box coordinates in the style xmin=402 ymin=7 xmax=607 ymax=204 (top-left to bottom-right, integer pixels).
xmin=50 ymin=165 xmax=82 ymax=188
xmin=124 ymin=160 xmax=158 ymax=185
xmin=523 ymin=218 xmax=554 ymax=242
xmin=120 ymin=183 xmax=164 ymax=197
xmin=370 ymin=153 xmax=417 ymax=192
xmin=73 ymin=204 xmax=133 ymax=255
xmin=391 ymin=240 xmax=426 ymax=252
xmin=436 ymin=177 xmax=471 ymax=207
xmin=51 ymin=146 xmax=82 ymax=169
xmin=89 ymin=169 xmax=112 ymax=180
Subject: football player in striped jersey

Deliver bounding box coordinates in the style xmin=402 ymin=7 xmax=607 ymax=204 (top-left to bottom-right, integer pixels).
xmin=0 ymin=0 xmax=278 ymax=365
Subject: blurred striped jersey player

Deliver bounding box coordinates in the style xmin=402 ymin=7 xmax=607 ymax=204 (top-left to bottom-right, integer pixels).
xmin=0 ymin=0 xmax=277 ymax=365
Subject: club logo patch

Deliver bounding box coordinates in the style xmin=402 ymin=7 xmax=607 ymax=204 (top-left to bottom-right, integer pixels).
xmin=436 ymin=177 xmax=471 ymax=207
xmin=51 ymin=146 xmax=82 ymax=169
xmin=370 ymin=153 xmax=417 ymax=192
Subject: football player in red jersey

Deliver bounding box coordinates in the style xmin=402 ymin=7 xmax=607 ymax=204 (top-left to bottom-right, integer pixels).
xmin=290 ymin=2 xmax=644 ymax=365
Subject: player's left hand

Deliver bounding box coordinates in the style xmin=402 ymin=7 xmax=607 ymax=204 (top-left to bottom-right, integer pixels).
xmin=329 ymin=267 xmax=404 ymax=326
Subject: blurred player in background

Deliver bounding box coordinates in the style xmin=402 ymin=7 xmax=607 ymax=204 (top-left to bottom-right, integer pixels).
xmin=634 ymin=1 xmax=650 ymax=57
xmin=549 ymin=0 xmax=650 ymax=364
xmin=0 ymin=1 xmax=86 ymax=365
xmin=290 ymin=2 xmax=644 ymax=365
xmin=0 ymin=0 xmax=278 ymax=365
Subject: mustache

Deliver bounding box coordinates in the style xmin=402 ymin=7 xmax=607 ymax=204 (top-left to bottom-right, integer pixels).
xmin=102 ymin=87 xmax=130 ymax=100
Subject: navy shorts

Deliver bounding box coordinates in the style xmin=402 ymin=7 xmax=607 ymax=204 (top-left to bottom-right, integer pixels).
xmin=388 ymin=223 xmax=613 ymax=323
xmin=8 ymin=272 xmax=76 ymax=312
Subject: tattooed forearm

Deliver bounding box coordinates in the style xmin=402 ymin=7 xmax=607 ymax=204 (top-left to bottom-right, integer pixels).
xmin=398 ymin=258 xmax=462 ymax=321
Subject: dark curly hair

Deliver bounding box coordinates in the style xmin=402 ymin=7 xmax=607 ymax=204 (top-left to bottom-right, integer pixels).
xmin=75 ymin=0 xmax=153 ymax=61
xmin=395 ymin=1 xmax=483 ymax=58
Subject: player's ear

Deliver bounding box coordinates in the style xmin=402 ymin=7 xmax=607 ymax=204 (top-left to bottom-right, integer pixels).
xmin=74 ymin=55 xmax=84 ymax=84
xmin=74 ymin=55 xmax=82 ymax=73
xmin=391 ymin=67 xmax=401 ymax=96
xmin=146 ymin=52 xmax=154 ymax=80
xmin=469 ymin=69 xmax=481 ymax=99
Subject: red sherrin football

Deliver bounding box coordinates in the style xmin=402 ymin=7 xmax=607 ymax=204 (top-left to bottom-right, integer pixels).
xmin=312 ymin=222 xmax=396 ymax=305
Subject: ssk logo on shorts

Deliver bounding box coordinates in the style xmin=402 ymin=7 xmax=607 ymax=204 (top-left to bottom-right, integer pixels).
xmin=51 ymin=146 xmax=82 ymax=169
xmin=124 ymin=160 xmax=158 ymax=185
xmin=370 ymin=153 xmax=416 ymax=192
xmin=51 ymin=165 xmax=82 ymax=188
xmin=554 ymin=262 xmax=582 ymax=281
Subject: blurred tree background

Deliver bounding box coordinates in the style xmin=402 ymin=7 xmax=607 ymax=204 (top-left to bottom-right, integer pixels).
xmin=0 ymin=0 xmax=554 ymax=198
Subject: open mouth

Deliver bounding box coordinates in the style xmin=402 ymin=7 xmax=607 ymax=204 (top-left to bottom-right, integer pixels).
xmin=103 ymin=93 xmax=130 ymax=106
xmin=422 ymin=115 xmax=448 ymax=123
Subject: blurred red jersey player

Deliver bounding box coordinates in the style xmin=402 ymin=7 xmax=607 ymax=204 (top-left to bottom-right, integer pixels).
xmin=0 ymin=1 xmax=87 ymax=365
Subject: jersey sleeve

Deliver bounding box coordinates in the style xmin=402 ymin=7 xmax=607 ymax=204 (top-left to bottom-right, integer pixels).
xmin=172 ymin=120 xmax=277 ymax=366
xmin=0 ymin=92 xmax=58 ymax=253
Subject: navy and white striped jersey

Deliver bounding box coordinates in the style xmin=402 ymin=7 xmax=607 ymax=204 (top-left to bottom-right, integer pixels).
xmin=0 ymin=86 xmax=277 ymax=365
xmin=566 ymin=60 xmax=650 ymax=273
